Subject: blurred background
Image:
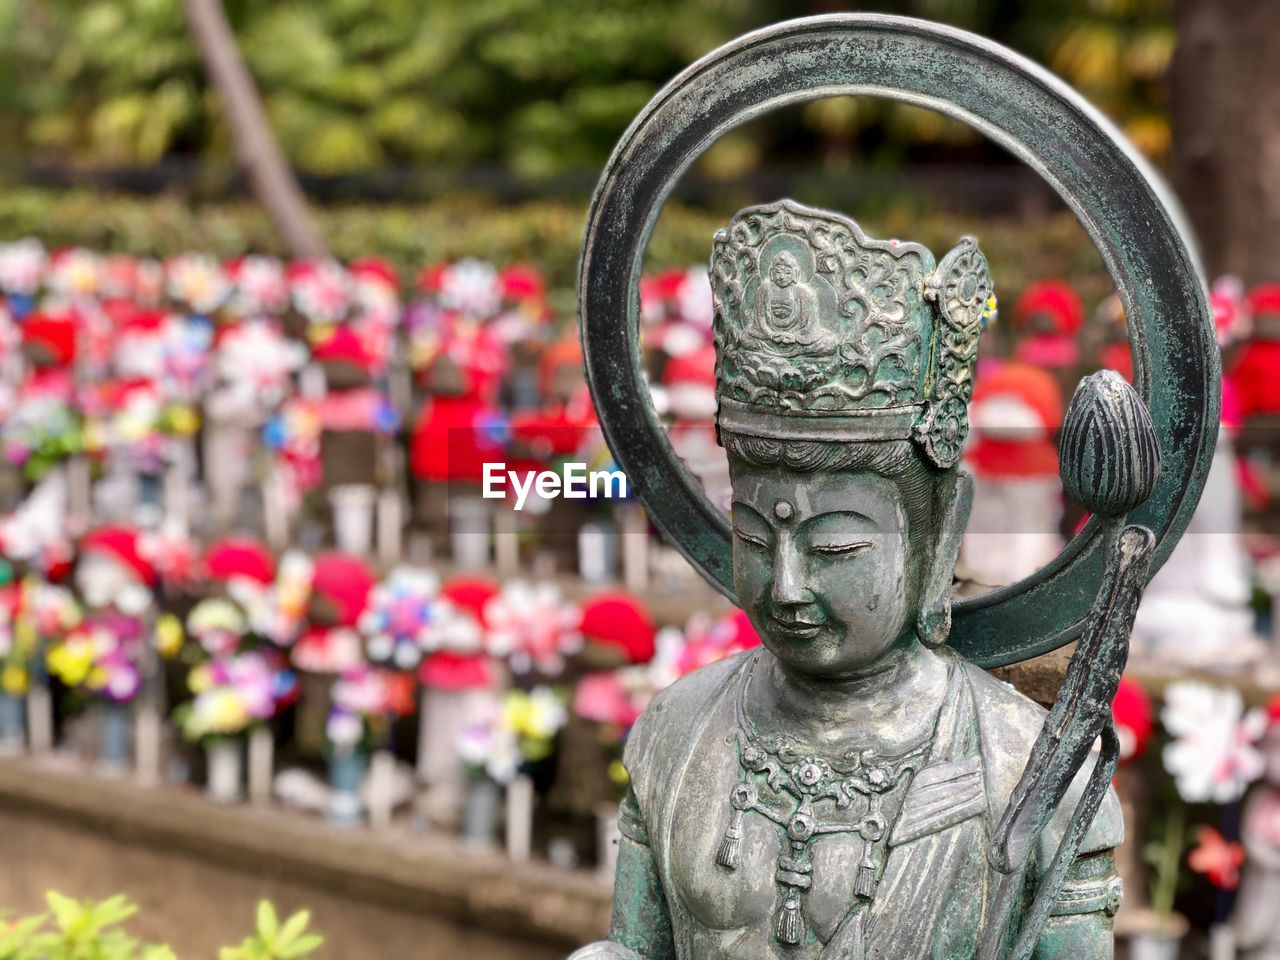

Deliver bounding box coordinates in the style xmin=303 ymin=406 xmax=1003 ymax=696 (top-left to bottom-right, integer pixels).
xmin=0 ymin=1 xmax=1276 ymax=958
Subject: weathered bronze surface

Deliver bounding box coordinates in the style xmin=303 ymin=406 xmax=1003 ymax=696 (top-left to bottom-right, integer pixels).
xmin=572 ymin=14 xmax=1218 ymax=960
xmin=577 ymin=13 xmax=1218 ymax=669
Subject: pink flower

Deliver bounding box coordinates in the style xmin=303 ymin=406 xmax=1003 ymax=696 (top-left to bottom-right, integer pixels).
xmin=1162 ymin=682 xmax=1266 ymax=803
xmin=292 ymin=627 xmax=363 ymax=674
xmin=573 ymin=671 xmax=642 ymax=729
xmin=674 ymin=610 xmax=761 ymax=678
xmin=484 ymin=581 xmax=582 ymax=675
xmin=229 ymin=255 xmax=289 ymax=316
xmin=292 ymin=260 xmax=351 ymax=324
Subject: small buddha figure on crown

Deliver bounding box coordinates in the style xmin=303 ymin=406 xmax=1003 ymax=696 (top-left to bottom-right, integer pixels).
xmin=748 ymin=249 xmax=833 ymax=355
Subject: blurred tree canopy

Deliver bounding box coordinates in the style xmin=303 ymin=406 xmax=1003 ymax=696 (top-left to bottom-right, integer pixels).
xmin=0 ymin=0 xmax=1173 ymax=182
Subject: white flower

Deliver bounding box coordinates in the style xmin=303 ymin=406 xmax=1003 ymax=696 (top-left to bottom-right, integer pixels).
xmin=326 ymin=709 xmax=364 ymax=748
xmin=677 ymin=268 xmax=714 ymax=329
xmin=659 ymin=322 xmax=706 ymax=359
xmin=418 ymin=599 xmax=482 ymax=654
xmin=166 ymin=253 xmax=229 ymax=314
xmin=231 ymin=255 xmax=288 ymax=316
xmin=216 ymin=321 xmax=302 ymax=405
xmin=1162 ymin=681 xmax=1266 ymax=803
xmin=484 ymin=580 xmax=582 ymax=674
xmin=439 ymin=259 xmax=500 ymax=318
xmin=292 ymin=261 xmax=351 ymax=323
xmin=502 ymin=686 xmax=569 ymax=741
xmin=48 ymin=248 xmax=102 ymax=298
xmin=485 ymin=729 xmax=521 ymax=785
xmin=0 ymin=239 xmax=47 ymax=296
xmin=456 ymin=719 xmax=518 ymax=784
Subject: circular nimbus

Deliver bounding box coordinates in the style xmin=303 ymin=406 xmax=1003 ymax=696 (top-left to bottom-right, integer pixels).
xmin=579 ymin=14 xmax=1219 ymax=668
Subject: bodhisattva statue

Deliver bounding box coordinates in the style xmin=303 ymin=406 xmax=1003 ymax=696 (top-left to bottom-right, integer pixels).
xmin=572 ymin=201 xmax=1147 ymax=960
xmin=573 ymin=16 xmax=1218 ymax=960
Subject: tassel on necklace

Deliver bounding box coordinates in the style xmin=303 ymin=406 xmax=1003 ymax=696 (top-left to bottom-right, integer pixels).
xmin=777 ymin=888 xmax=804 ymax=946
xmin=715 ymin=807 xmax=744 ymax=870
xmin=855 ymin=846 xmax=877 ymax=900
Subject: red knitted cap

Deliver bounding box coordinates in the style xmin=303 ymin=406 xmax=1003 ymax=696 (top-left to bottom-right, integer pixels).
xmin=310 ymin=551 xmax=376 ymax=627
xmin=203 ymin=536 xmax=276 ymax=587
xmin=81 ymin=526 xmax=156 ymax=586
xmin=580 ymin=591 xmax=657 ymax=664
xmin=440 ymin=575 xmax=500 ymax=627
xmin=1247 ymin=284 xmax=1280 ymax=321
xmin=971 ymin=361 xmax=1064 ymax=432
xmin=21 ymin=313 xmax=78 ymax=367
xmin=1013 ymin=280 xmax=1083 ymax=335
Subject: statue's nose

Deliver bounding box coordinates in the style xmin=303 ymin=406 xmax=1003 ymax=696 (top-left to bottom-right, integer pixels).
xmin=770 ymin=540 xmax=812 ymax=606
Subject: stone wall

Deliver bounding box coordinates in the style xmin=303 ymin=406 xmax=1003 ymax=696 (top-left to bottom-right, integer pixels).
xmin=0 ymin=760 xmax=608 ymax=959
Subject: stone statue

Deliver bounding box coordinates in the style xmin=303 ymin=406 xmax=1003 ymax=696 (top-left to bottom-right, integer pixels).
xmin=572 ymin=15 xmax=1218 ymax=960
xmin=571 ymin=202 xmax=1144 ymax=959
xmin=1234 ymin=701 xmax=1280 ymax=960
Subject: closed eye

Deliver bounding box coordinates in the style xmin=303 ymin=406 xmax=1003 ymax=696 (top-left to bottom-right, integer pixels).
xmin=734 ymin=527 xmax=770 ymax=549
xmin=808 ymin=541 xmax=872 ymax=556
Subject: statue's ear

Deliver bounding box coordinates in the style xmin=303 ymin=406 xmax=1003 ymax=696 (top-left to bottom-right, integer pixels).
xmin=916 ymin=469 xmax=973 ymax=646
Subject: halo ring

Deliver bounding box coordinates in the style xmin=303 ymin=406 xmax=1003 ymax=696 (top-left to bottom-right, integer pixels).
xmin=579 ymin=13 xmax=1219 ymax=667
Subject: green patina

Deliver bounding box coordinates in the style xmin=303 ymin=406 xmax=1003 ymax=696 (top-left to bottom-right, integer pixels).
xmin=572 ymin=14 xmax=1216 ymax=960
xmin=577 ymin=12 xmax=1219 ymax=669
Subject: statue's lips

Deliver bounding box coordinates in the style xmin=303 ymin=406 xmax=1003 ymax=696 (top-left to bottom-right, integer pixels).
xmin=769 ymin=617 xmax=824 ymax=640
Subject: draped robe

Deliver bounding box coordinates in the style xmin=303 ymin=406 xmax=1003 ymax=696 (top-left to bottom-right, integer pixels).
xmin=620 ymin=648 xmax=1123 ymax=960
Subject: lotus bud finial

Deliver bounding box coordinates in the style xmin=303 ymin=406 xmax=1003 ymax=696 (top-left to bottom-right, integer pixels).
xmin=1060 ymin=370 xmax=1161 ymax=519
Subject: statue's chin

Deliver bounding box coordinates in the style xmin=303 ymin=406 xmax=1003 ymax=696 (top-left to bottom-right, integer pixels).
xmin=761 ymin=631 xmax=897 ymax=681
xmin=760 ymin=621 xmax=927 ymax=683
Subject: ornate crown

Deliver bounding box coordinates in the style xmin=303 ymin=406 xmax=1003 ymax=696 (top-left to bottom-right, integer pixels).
xmin=710 ymin=200 xmax=994 ymax=468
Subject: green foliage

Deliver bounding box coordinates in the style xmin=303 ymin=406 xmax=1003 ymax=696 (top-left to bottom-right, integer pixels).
xmin=0 ymin=188 xmax=1113 ymax=321
xmin=217 ymin=902 xmax=323 ymax=960
xmin=0 ymin=891 xmax=176 ymax=960
xmin=1015 ymin=0 xmax=1175 ymax=158
xmin=1 ymin=0 xmax=206 ymax=165
xmin=0 ymin=0 xmax=1176 ymax=177
xmin=0 ymin=0 xmax=761 ymax=177
xmin=0 ymin=894 xmax=320 ymax=960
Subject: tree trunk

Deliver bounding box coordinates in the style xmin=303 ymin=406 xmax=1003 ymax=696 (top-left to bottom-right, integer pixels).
xmin=1171 ymin=0 xmax=1280 ymax=284
xmin=183 ymin=0 xmax=328 ymax=260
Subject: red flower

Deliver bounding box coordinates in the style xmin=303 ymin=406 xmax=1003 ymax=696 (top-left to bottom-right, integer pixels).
xmin=1267 ymin=692 xmax=1280 ymax=729
xmin=1188 ymin=826 xmax=1245 ymax=890
xmin=1111 ymin=676 xmax=1153 ymax=765
xmin=381 ymin=669 xmax=418 ymax=717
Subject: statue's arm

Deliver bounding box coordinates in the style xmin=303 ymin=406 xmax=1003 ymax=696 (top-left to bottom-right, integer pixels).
xmin=1031 ymin=850 xmax=1122 ymax=960
xmin=569 ymin=788 xmax=677 ymax=960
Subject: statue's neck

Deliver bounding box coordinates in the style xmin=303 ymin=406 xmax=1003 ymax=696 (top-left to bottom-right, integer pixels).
xmin=754 ymin=641 xmax=951 ymax=754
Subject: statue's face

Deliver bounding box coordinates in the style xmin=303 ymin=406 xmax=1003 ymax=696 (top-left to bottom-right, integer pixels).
xmin=730 ymin=462 xmax=917 ymax=678
xmin=769 ymin=255 xmax=798 ymax=288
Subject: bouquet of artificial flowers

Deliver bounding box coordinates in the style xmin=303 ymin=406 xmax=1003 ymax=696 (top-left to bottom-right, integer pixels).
xmin=325 ymin=664 xmax=416 ymax=751
xmin=357 ymin=567 xmax=440 ymax=671
xmin=46 ymin=614 xmax=147 ymax=703
xmin=179 ymin=649 xmax=296 ymax=741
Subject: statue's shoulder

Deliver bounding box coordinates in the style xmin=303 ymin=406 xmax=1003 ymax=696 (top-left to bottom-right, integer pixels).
xmin=622 ymin=651 xmax=750 ymax=802
xmin=958 ymin=658 xmax=1125 ymax=859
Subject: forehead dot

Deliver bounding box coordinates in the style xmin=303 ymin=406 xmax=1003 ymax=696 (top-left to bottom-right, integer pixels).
xmin=774 ymin=500 xmax=793 ymax=521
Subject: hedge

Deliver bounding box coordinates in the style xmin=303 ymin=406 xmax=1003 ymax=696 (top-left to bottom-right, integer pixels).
xmin=0 ymin=187 xmax=1114 ymax=318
